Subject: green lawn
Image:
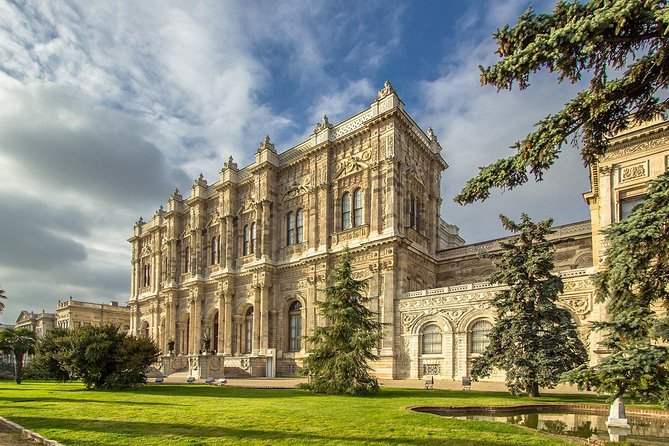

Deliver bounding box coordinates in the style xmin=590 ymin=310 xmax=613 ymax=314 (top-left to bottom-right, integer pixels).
xmin=0 ymin=381 xmax=610 ymax=445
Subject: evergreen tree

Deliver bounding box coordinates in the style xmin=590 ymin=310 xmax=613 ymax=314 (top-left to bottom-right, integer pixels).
xmin=563 ymin=173 xmax=669 ymax=407
xmin=471 ymin=214 xmax=588 ymax=397
xmin=456 ymin=0 xmax=669 ymax=204
xmin=27 ymin=328 xmax=71 ymax=382
xmin=0 ymin=328 xmax=36 ymax=384
xmin=301 ymin=248 xmax=384 ymax=395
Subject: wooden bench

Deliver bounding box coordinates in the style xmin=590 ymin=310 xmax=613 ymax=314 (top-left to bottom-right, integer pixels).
xmin=462 ymin=376 xmax=471 ymax=391
xmin=424 ymin=376 xmax=434 ymax=390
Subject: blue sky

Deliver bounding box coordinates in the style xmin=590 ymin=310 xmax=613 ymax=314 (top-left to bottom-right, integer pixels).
xmin=0 ymin=0 xmax=591 ymax=324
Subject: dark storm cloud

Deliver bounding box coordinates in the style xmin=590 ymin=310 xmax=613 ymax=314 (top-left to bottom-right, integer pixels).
xmin=0 ymin=83 xmax=190 ymax=207
xmin=0 ymin=195 xmax=88 ymax=270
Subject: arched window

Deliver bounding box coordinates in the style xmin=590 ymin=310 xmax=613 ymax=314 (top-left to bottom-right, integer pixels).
xmin=250 ymin=222 xmax=256 ymax=254
xmin=184 ymin=247 xmax=189 ymax=273
xmin=217 ymin=236 xmax=221 ymax=263
xmin=422 ymin=324 xmax=442 ymax=354
xmin=296 ymin=209 xmax=304 ymax=243
xmin=353 ymin=189 xmax=363 ymax=227
xmin=342 ymin=192 xmax=351 ymax=230
xmin=470 ymin=320 xmax=493 ymax=354
xmin=243 ymin=225 xmax=250 ymax=256
xmin=288 ymin=301 xmax=302 ymax=351
xmin=141 ymin=321 xmax=150 ymax=339
xmin=211 ymin=236 xmax=217 ymax=265
xmin=287 ymin=212 xmax=295 ymax=245
xmin=244 ymin=307 xmax=254 ymax=353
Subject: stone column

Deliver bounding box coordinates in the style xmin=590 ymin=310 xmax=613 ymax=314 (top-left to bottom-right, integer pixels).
xmin=193 ymin=291 xmax=202 ymax=354
xmin=409 ymin=334 xmax=419 ymax=379
xmin=224 ymin=293 xmax=233 ymax=355
xmin=260 ymin=283 xmax=270 ymax=352
xmin=253 ymin=287 xmax=261 ymax=354
xmin=381 ymin=267 xmax=395 ymax=355
xmin=233 ymin=317 xmax=242 ymax=356
xmin=225 ymin=216 xmax=234 ymax=268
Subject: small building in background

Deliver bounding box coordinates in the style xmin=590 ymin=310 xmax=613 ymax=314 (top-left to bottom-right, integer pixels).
xmin=56 ymin=297 xmax=130 ymax=333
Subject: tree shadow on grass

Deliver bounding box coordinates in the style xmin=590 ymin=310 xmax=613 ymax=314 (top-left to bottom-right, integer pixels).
xmin=0 ymin=396 xmax=175 ymax=406
xmin=128 ymin=385 xmax=310 ymax=399
xmin=7 ymin=416 xmax=553 ymax=446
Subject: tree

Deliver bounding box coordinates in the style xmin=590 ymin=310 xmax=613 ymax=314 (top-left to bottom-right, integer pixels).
xmin=58 ymin=324 xmax=159 ymax=389
xmin=0 ymin=328 xmax=36 ymax=384
xmin=563 ymin=173 xmax=669 ymax=407
xmin=471 ymin=214 xmax=588 ymax=397
xmin=301 ymin=248 xmax=384 ymax=395
xmin=0 ymin=286 xmax=6 ymax=314
xmin=26 ymin=328 xmax=71 ymax=382
xmin=455 ymin=0 xmax=668 ymax=204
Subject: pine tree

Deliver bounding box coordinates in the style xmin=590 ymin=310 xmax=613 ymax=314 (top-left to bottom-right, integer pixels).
xmin=563 ymin=173 xmax=669 ymax=407
xmin=456 ymin=0 xmax=669 ymax=204
xmin=471 ymin=214 xmax=588 ymax=397
xmin=301 ymin=248 xmax=384 ymax=395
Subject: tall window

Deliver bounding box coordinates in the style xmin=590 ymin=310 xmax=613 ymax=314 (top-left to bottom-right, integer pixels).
xmin=288 ymin=300 xmax=302 ymax=351
xmin=353 ymin=189 xmax=363 ymax=227
xmin=342 ymin=192 xmax=351 ymax=230
xmin=243 ymin=225 xmax=250 ymax=255
xmin=296 ymin=209 xmax=304 ymax=243
xmin=619 ymin=195 xmax=645 ymax=221
xmin=422 ymin=324 xmax=442 ymax=354
xmin=287 ymin=212 xmax=295 ymax=245
xmin=408 ymin=194 xmax=416 ymax=229
xmin=250 ymin=222 xmax=256 ymax=254
xmin=143 ymin=264 xmax=151 ymax=287
xmin=211 ymin=236 xmax=217 ymax=265
xmin=184 ymin=247 xmax=189 ymax=273
xmin=470 ymin=320 xmax=493 ymax=354
xmin=217 ymin=236 xmax=221 ymax=263
xmin=244 ymin=307 xmax=253 ymax=353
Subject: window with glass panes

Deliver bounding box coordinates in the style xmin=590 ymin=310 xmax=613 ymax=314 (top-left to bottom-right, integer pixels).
xmin=296 ymin=209 xmax=304 ymax=243
xmin=470 ymin=320 xmax=493 ymax=354
xmin=244 ymin=307 xmax=253 ymax=353
xmin=288 ymin=300 xmax=302 ymax=351
xmin=287 ymin=212 xmax=295 ymax=244
xmin=353 ymin=189 xmax=363 ymax=227
xmin=342 ymin=193 xmax=351 ymax=230
xmin=422 ymin=324 xmax=442 ymax=354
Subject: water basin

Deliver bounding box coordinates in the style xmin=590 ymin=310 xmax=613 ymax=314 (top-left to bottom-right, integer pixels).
xmin=411 ymin=405 xmax=669 ymax=445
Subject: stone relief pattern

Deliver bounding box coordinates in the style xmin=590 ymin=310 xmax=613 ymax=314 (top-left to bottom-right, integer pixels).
xmin=602 ymin=135 xmax=669 ymax=161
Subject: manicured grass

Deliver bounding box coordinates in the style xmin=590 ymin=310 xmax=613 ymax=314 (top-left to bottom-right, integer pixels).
xmin=0 ymin=381 xmax=609 ymax=445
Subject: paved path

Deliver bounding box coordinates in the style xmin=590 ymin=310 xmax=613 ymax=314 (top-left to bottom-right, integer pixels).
xmin=159 ymin=375 xmax=590 ymax=394
xmin=0 ymin=423 xmax=43 ymax=446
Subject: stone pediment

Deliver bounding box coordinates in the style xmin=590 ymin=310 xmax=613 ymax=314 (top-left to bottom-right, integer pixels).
xmin=15 ymin=310 xmax=34 ymax=324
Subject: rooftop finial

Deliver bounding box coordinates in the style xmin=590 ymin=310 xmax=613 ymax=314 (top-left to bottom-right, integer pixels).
xmin=377 ymin=80 xmax=394 ymax=99
xmin=257 ymin=135 xmax=276 ymax=153
xmin=427 ymin=126 xmax=438 ymax=142
xmin=314 ymin=114 xmax=334 ymax=133
xmin=171 ymin=188 xmax=183 ymax=201
xmin=224 ymin=155 xmax=238 ymax=171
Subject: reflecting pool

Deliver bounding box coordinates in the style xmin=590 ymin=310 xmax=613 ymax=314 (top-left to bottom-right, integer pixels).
xmin=415 ymin=407 xmax=669 ymax=445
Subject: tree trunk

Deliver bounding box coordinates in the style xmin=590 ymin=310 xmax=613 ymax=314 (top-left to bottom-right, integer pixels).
xmin=528 ymin=381 xmax=540 ymax=398
xmin=14 ymin=352 xmax=23 ymax=384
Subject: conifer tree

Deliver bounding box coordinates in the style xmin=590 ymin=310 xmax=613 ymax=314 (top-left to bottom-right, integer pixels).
xmin=471 ymin=214 xmax=588 ymax=397
xmin=563 ymin=173 xmax=669 ymax=407
xmin=301 ymin=248 xmax=384 ymax=395
xmin=456 ymin=0 xmax=669 ymax=204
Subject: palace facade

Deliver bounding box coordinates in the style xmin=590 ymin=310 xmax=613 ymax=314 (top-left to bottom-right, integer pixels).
xmin=128 ymin=82 xmax=669 ymax=380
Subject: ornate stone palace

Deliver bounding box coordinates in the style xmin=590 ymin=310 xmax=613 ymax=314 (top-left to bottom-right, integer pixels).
xmin=128 ymin=82 xmax=669 ymax=380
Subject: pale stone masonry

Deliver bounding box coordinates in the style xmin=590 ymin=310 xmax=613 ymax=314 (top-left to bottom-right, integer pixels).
xmin=129 ymin=82 xmax=669 ymax=380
